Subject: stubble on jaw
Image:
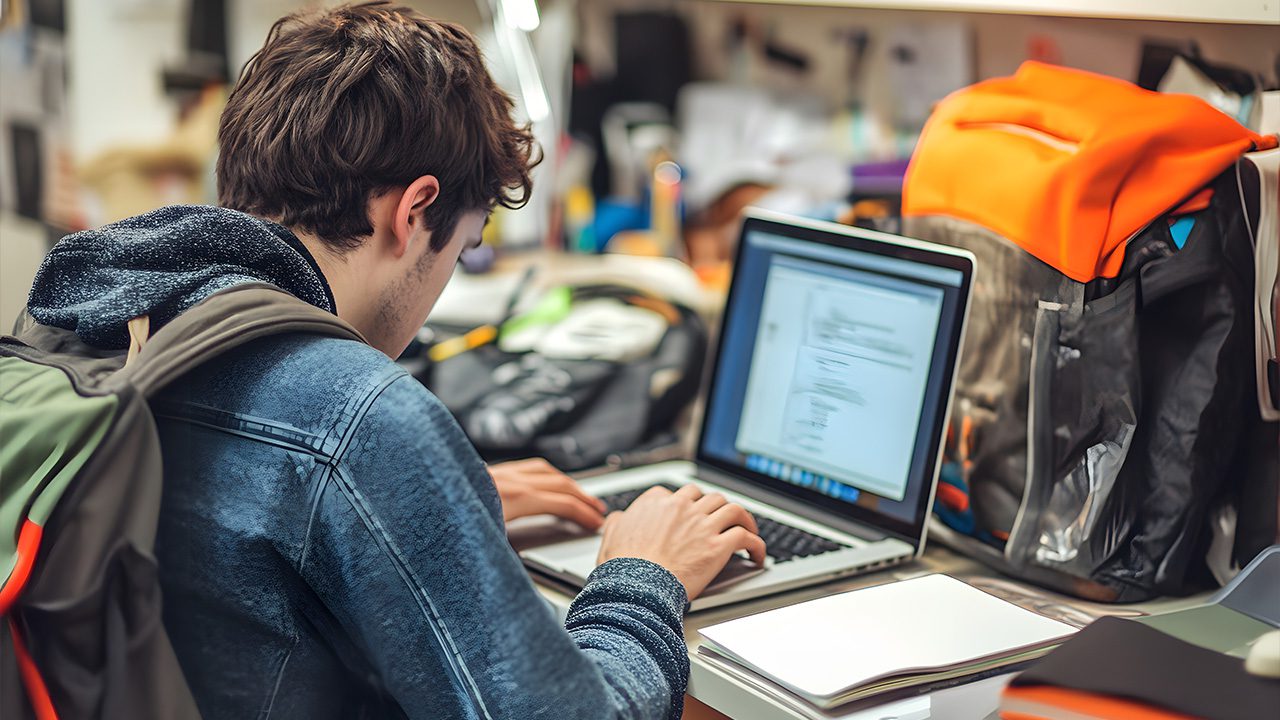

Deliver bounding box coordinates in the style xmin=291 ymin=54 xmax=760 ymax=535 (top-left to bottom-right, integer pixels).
xmin=373 ymin=242 xmax=438 ymax=353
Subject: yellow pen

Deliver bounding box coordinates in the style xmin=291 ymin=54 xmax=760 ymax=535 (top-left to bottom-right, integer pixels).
xmin=426 ymin=267 xmax=535 ymax=363
xmin=427 ymin=324 xmax=498 ymax=363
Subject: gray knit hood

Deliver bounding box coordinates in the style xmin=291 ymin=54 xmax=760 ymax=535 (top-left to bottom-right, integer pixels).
xmin=27 ymin=205 xmax=335 ymax=349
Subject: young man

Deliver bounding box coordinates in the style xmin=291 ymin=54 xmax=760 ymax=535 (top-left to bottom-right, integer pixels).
xmin=24 ymin=3 xmax=764 ymax=718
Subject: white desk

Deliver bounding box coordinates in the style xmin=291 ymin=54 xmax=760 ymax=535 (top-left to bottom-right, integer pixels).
xmin=484 ymin=250 xmax=1210 ymax=717
xmin=531 ymin=545 xmax=1208 ymax=720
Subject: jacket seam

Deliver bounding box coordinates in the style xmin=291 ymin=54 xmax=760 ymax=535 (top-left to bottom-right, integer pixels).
xmin=157 ymin=367 xmax=492 ymax=716
xmin=297 ymin=465 xmax=334 ymax=570
xmin=260 ymin=641 xmax=298 ymax=720
xmin=295 ymin=366 xmax=400 ymax=571
xmin=314 ymin=372 xmax=493 ymax=720
xmin=327 ymin=463 xmax=493 ymax=720
xmin=328 ymin=366 xmax=403 ymax=460
xmin=153 ymin=407 xmax=330 ymax=460
xmin=154 ymin=406 xmax=342 ymax=580
xmin=312 ymin=361 xmax=404 ymax=456
xmin=153 ymin=404 xmax=314 ymax=719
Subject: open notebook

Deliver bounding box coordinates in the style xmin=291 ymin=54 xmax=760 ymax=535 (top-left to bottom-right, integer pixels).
xmin=698 ymin=574 xmax=1077 ymax=710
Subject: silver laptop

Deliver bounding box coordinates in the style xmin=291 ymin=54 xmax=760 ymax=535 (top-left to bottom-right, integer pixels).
xmin=512 ymin=209 xmax=975 ymax=611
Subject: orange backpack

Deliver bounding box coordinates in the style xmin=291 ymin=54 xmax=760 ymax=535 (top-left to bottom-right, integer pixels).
xmin=904 ymin=61 xmax=1276 ymax=282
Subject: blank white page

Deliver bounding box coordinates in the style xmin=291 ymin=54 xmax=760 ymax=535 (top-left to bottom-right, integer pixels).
xmin=699 ymin=574 xmax=1076 ymax=700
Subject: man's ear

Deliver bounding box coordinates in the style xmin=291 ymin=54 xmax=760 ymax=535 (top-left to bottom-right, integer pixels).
xmin=391 ymin=175 xmax=441 ymax=258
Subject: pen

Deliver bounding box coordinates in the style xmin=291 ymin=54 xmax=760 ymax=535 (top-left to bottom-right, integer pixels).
xmin=427 ymin=266 xmax=536 ymax=363
xmin=427 ymin=324 xmax=499 ymax=362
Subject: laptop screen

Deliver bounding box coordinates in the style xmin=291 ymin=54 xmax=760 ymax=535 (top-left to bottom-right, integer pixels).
xmin=698 ymin=213 xmax=971 ymax=542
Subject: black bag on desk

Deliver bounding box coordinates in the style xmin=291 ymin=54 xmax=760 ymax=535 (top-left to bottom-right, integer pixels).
xmin=1001 ymin=617 xmax=1280 ymax=720
xmin=900 ymin=64 xmax=1279 ymax=601
xmin=416 ymin=286 xmax=707 ymax=471
xmin=905 ymin=161 xmax=1277 ymax=602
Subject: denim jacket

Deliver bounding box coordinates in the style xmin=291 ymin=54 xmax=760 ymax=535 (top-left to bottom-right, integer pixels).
xmin=26 ymin=206 xmax=689 ymax=719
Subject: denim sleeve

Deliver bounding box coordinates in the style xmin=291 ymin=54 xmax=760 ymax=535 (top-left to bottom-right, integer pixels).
xmin=300 ymin=372 xmax=689 ymax=720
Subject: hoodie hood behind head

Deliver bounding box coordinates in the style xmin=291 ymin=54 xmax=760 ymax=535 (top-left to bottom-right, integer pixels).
xmin=27 ymin=205 xmax=335 ymax=349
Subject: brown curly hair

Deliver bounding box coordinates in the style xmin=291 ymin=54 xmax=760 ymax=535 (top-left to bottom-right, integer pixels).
xmin=217 ymin=1 xmax=537 ymax=252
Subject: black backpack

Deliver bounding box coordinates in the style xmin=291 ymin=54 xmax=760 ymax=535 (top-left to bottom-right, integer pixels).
xmin=906 ymin=161 xmax=1277 ymax=601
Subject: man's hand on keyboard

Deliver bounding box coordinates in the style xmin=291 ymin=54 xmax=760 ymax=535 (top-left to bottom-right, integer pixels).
xmin=595 ymin=484 xmax=767 ymax=599
xmin=489 ymin=458 xmax=608 ymax=530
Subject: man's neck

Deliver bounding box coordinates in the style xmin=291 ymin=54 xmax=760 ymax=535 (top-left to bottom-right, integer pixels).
xmin=290 ymin=228 xmax=380 ymax=341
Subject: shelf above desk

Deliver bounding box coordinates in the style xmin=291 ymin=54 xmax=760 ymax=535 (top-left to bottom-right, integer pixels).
xmin=702 ymin=0 xmax=1279 ymax=26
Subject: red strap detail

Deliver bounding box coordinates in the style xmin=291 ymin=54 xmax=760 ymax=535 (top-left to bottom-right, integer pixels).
xmin=1 ymin=519 xmax=43 ymax=616
xmin=9 ymin=617 xmax=59 ymax=720
xmin=936 ymin=482 xmax=970 ymax=512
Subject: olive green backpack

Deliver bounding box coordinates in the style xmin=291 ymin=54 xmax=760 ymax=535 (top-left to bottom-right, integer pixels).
xmin=1 ymin=285 xmax=363 ymax=719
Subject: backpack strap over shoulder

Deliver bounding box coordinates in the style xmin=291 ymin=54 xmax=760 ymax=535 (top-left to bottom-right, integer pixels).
xmin=0 ymin=283 xmax=363 ymax=720
xmin=114 ymin=282 xmax=366 ymax=397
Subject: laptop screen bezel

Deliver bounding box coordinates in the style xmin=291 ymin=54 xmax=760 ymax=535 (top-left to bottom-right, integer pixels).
xmin=694 ymin=210 xmax=974 ymax=545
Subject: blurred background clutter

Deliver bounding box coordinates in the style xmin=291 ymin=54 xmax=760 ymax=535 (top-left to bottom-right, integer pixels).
xmin=3 ymin=1 xmax=1278 ymax=312
xmin=1 ymin=0 xmax=1277 ymax=466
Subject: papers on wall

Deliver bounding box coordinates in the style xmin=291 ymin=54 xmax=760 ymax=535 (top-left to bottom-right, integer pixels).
xmin=882 ymin=22 xmax=974 ymax=129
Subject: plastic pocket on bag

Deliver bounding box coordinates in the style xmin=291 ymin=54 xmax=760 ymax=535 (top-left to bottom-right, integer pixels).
xmin=1012 ymin=283 xmax=1140 ymax=581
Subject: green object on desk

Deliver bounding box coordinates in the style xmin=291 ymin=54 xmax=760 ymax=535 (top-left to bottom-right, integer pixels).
xmin=1137 ymin=604 xmax=1272 ymax=658
xmin=500 ymin=285 xmax=574 ymax=340
xmin=1134 ymin=545 xmax=1280 ymax=658
xmin=426 ymin=267 xmax=540 ymax=362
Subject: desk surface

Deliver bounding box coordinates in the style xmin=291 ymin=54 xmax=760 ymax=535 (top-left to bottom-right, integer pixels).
xmin=531 ymin=544 xmax=1209 ymax=720
xmin=468 ymin=251 xmax=1210 ymax=716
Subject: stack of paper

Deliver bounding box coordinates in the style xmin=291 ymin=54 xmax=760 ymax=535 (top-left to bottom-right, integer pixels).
xmin=698 ymin=574 xmax=1077 ymax=711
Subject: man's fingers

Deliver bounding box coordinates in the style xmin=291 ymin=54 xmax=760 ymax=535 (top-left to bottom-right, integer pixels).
xmin=638 ymin=484 xmax=675 ymax=502
xmin=693 ymin=492 xmax=729 ymax=514
xmin=720 ymin=527 xmax=768 ymax=566
xmin=515 ymin=458 xmax=560 ymax=474
xmin=526 ymin=474 xmax=607 ymax=512
xmin=541 ymin=493 xmax=605 ymax=530
xmin=522 ymin=474 xmax=564 ymax=490
xmin=708 ymin=503 xmax=759 ymax=535
xmin=599 ymin=510 xmax=621 ymax=533
xmin=673 ymin=483 xmax=704 ymax=502
xmin=568 ymin=481 xmax=607 ymax=514
xmin=495 ymin=457 xmax=560 ymax=475
xmin=555 ymin=476 xmax=607 ymax=513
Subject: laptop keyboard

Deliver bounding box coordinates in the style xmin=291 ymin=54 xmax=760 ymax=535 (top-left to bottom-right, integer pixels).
xmin=598 ymin=482 xmax=849 ymax=563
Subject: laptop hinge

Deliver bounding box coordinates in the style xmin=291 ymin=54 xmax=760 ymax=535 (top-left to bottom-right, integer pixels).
xmin=693 ymin=463 xmax=901 ymax=544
